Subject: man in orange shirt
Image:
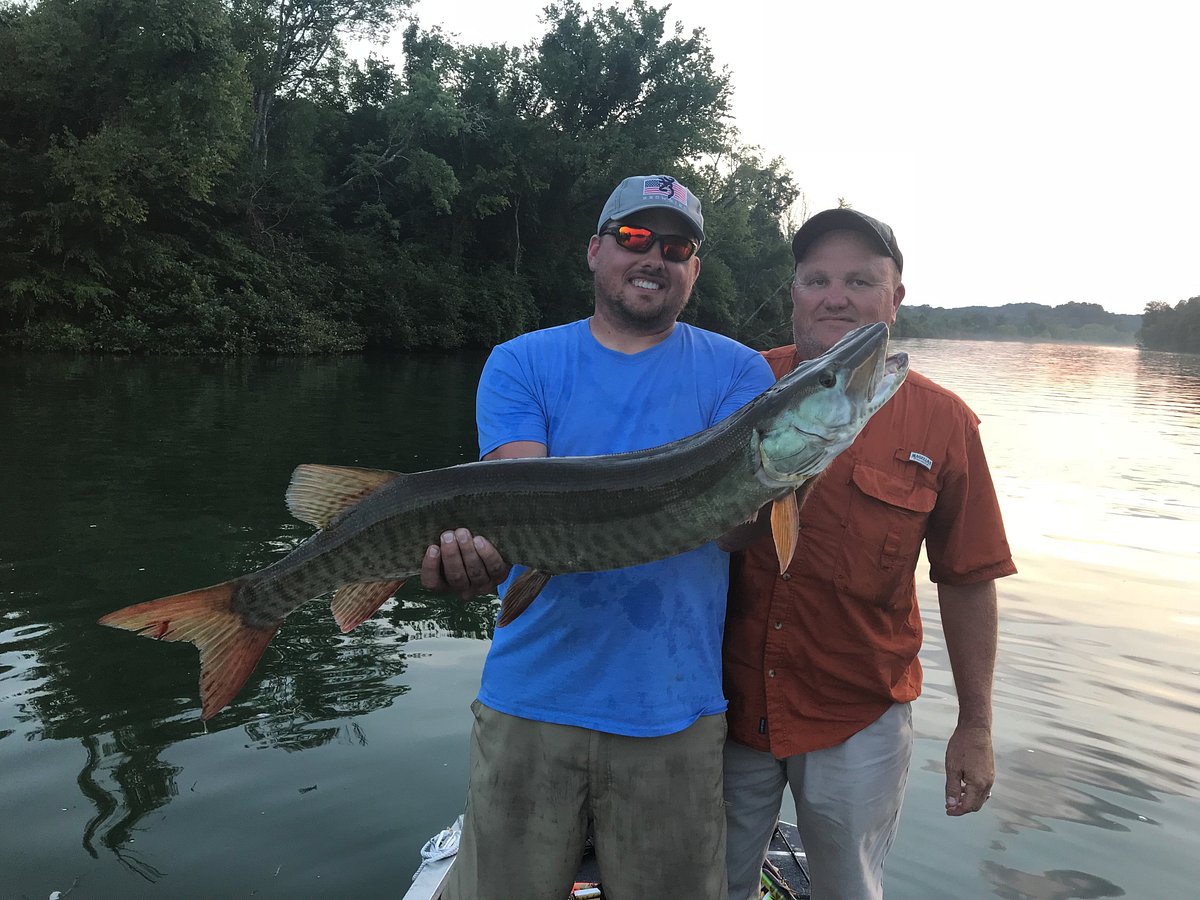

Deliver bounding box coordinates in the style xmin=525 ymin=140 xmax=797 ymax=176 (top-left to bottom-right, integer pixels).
xmin=722 ymin=209 xmax=1016 ymax=900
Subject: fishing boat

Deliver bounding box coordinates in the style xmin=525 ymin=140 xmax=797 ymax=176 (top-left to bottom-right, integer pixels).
xmin=403 ymin=817 xmax=810 ymax=900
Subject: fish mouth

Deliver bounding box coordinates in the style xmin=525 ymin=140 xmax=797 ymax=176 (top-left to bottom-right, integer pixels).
xmin=831 ymin=324 xmax=909 ymax=414
xmin=867 ymin=351 xmax=909 ymax=412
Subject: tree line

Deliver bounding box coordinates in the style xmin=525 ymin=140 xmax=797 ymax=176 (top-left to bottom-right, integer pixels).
xmin=4 ymin=1 xmax=1191 ymax=357
xmin=1137 ymin=297 xmax=1200 ymax=354
xmin=894 ymin=301 xmax=1142 ymax=345
xmin=891 ymin=299 xmax=1200 ymax=354
xmin=0 ymin=0 xmax=800 ymax=354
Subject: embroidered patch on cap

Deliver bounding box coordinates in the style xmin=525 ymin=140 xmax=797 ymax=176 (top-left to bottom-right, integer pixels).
xmin=908 ymin=451 xmax=933 ymax=470
xmin=642 ymin=175 xmax=690 ymax=208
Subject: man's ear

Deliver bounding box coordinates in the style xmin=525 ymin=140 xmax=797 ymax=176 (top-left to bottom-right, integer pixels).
xmin=586 ymin=234 xmax=601 ymax=272
xmin=890 ymin=283 xmax=906 ymax=323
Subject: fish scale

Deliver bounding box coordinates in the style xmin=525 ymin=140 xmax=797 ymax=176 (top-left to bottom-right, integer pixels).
xmin=257 ymin=442 xmax=753 ymax=584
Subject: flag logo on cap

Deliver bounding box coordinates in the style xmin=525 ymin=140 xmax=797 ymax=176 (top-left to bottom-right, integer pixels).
xmin=642 ymin=176 xmax=690 ymax=208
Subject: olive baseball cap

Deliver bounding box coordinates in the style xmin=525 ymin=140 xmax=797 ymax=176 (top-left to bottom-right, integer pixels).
xmin=597 ymin=175 xmax=705 ymax=242
xmin=791 ymin=208 xmax=903 ymax=274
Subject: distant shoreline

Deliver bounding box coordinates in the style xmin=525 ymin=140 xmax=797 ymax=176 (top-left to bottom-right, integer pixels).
xmin=894 ymin=333 xmax=1137 ymax=347
xmin=893 ymin=301 xmax=1141 ymax=347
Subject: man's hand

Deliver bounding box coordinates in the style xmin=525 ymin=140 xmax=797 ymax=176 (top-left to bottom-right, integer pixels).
xmin=938 ymin=580 xmax=998 ymax=817
xmin=944 ymin=723 xmax=995 ymax=816
xmin=420 ymin=528 xmax=511 ymax=600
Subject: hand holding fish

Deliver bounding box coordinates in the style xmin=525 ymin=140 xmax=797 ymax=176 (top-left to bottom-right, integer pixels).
xmin=421 ymin=529 xmax=511 ymax=600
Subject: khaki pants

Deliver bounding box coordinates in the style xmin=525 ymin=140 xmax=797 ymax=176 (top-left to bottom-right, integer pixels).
xmin=724 ymin=702 xmax=913 ymax=900
xmin=443 ymin=701 xmax=728 ymax=900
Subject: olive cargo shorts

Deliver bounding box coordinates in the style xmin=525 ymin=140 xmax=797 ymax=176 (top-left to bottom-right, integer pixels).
xmin=443 ymin=701 xmax=729 ymax=900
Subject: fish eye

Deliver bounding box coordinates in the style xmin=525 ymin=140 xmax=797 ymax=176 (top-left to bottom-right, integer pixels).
xmin=818 ymin=370 xmax=836 ymax=388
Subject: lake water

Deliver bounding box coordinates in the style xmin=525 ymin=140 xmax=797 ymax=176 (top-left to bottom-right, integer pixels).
xmin=2 ymin=339 xmax=1198 ymax=898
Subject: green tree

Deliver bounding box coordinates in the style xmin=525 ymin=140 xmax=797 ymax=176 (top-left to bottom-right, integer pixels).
xmin=690 ymin=149 xmax=798 ymax=346
xmin=1 ymin=1 xmax=803 ymax=353
xmin=513 ymin=0 xmax=737 ymax=324
xmin=1138 ymin=297 xmax=1200 ymax=353
xmin=227 ymin=0 xmax=409 ymax=159
xmin=0 ymin=0 xmax=249 ymax=349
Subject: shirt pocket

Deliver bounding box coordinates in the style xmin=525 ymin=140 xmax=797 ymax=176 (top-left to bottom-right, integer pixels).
xmin=834 ymin=464 xmax=937 ymax=608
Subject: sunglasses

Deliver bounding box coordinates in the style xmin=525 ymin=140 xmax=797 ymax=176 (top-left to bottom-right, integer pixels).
xmin=600 ymin=225 xmax=699 ymax=263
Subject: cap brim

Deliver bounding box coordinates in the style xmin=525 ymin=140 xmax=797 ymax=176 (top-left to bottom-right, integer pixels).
xmin=792 ymin=209 xmax=896 ymax=270
xmin=603 ymin=203 xmax=704 ymax=242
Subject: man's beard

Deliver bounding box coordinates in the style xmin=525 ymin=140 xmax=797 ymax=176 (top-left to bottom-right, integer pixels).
xmin=595 ymin=282 xmax=686 ymax=334
xmin=793 ymin=330 xmax=834 ymax=362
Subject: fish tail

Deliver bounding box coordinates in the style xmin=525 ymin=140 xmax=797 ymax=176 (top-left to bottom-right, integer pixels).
xmin=98 ymin=580 xmax=280 ymax=720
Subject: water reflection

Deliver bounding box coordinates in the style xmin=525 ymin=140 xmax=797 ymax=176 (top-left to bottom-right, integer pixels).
xmin=3 ymin=343 xmax=1200 ymax=898
xmin=1 ymin=351 xmax=497 ymax=894
xmin=2 ymin=580 xmax=499 ymax=886
xmin=980 ymin=860 xmax=1125 ymax=899
xmin=888 ymin=341 xmax=1200 ymax=898
xmin=77 ymin=731 xmax=173 ymax=882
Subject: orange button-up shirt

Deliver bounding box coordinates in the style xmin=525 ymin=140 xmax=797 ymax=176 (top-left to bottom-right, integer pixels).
xmin=723 ymin=345 xmax=1016 ymax=757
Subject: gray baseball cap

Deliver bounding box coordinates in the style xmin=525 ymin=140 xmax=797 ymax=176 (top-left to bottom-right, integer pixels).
xmin=596 ymin=175 xmax=705 ymax=242
xmin=792 ymin=208 xmax=903 ymax=274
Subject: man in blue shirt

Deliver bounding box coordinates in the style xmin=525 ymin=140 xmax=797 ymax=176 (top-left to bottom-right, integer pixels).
xmin=422 ymin=175 xmax=775 ymax=899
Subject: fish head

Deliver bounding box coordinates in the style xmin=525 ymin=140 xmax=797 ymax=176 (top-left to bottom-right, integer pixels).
xmin=754 ymin=322 xmax=909 ymax=488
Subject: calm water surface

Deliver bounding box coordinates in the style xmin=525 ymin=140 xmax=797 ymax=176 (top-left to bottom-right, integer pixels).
xmin=2 ymin=340 xmax=1198 ymax=898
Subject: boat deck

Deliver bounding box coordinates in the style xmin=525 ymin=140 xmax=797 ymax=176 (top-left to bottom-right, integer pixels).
xmin=402 ymin=821 xmax=810 ymax=899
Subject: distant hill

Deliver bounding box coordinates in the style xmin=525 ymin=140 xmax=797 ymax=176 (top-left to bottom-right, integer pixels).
xmin=894 ymin=301 xmax=1140 ymax=345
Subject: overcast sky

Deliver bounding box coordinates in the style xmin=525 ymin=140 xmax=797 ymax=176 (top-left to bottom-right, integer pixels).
xmin=363 ymin=0 xmax=1197 ymax=315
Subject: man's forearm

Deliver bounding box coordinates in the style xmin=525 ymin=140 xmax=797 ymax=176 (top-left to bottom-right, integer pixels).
xmin=937 ymin=579 xmax=998 ymax=729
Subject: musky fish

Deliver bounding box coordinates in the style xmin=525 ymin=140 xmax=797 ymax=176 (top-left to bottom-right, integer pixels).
xmin=100 ymin=323 xmax=908 ymax=719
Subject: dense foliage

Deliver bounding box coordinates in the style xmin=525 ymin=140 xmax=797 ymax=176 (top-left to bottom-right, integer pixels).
xmin=1137 ymin=297 xmax=1200 ymax=354
xmin=894 ymin=301 xmax=1142 ymax=345
xmin=0 ymin=0 xmax=798 ymax=353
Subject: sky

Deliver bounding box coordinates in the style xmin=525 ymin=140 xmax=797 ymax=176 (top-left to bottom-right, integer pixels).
xmin=359 ymin=0 xmax=1198 ymax=315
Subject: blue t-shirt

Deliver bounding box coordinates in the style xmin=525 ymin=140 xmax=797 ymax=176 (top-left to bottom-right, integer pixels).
xmin=475 ymin=319 xmax=774 ymax=736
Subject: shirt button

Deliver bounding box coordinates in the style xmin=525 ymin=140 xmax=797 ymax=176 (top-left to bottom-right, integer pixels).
xmin=780 ymin=573 xmax=791 ymax=581
xmin=774 ymin=621 xmax=783 ymax=630
xmin=768 ymin=669 xmax=776 ymax=678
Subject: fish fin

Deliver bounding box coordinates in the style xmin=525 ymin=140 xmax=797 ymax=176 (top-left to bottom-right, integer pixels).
xmin=98 ymin=580 xmax=280 ymax=720
xmin=496 ymin=568 xmax=553 ymax=628
xmin=770 ymin=492 xmax=800 ymax=574
xmin=331 ymin=579 xmax=406 ymax=633
xmin=285 ymin=464 xmax=402 ymax=529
